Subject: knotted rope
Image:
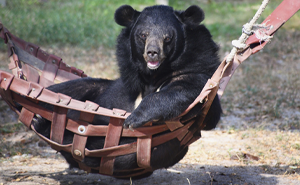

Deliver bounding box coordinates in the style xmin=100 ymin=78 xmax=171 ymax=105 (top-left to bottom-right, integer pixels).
xmin=226 ymin=0 xmax=271 ymax=63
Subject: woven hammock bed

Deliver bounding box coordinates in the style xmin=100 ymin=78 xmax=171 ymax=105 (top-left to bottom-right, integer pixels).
xmin=0 ymin=0 xmax=298 ymax=178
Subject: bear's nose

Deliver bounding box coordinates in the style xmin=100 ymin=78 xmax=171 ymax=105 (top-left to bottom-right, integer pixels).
xmin=147 ymin=50 xmax=158 ymax=59
xmin=146 ymin=45 xmax=160 ymax=60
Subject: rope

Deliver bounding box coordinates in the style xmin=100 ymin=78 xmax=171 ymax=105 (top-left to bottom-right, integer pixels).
xmin=226 ymin=0 xmax=270 ymax=63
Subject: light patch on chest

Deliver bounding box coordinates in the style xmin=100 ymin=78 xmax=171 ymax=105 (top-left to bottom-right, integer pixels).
xmin=134 ymin=87 xmax=161 ymax=109
xmin=134 ymin=93 xmax=143 ymax=109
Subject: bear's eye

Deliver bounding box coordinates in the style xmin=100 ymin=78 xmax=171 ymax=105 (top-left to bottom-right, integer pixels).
xmin=140 ymin=34 xmax=147 ymax=40
xmin=164 ymin=37 xmax=171 ymax=43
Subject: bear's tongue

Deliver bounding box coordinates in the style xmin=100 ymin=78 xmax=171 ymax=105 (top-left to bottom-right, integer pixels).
xmin=147 ymin=61 xmax=160 ymax=69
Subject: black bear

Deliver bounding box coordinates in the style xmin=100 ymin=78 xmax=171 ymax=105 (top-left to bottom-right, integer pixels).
xmin=33 ymin=5 xmax=222 ymax=178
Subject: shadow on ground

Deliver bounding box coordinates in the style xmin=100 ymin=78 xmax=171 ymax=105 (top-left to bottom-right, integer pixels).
xmin=1 ymin=159 xmax=299 ymax=185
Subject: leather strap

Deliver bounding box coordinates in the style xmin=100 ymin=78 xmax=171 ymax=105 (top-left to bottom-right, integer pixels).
xmin=19 ymin=108 xmax=35 ymax=128
xmin=50 ymin=106 xmax=68 ymax=144
xmin=72 ymin=134 xmax=87 ymax=162
xmin=218 ymin=0 xmax=300 ymax=97
xmin=99 ymin=112 xmax=124 ymax=175
xmin=137 ymin=136 xmax=152 ymax=169
xmin=22 ymin=64 xmax=40 ymax=83
xmin=40 ymin=58 xmax=59 ymax=87
xmin=49 ymin=93 xmax=71 ymax=144
xmin=0 ymin=71 xmax=14 ymax=90
xmin=247 ymin=0 xmax=300 ymax=54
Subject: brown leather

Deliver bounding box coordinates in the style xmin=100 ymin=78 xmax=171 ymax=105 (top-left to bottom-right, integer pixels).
xmin=40 ymin=58 xmax=58 ymax=87
xmin=165 ymin=118 xmax=184 ymax=131
xmin=152 ymin=120 xmax=194 ymax=147
xmin=99 ymin=115 xmax=124 ymax=175
xmin=246 ymin=0 xmax=300 ymax=54
xmin=72 ymin=134 xmax=87 ymax=162
xmin=78 ymin=162 xmax=92 ymax=173
xmin=0 ymin=71 xmax=14 ymax=90
xmin=137 ymin=136 xmax=152 ymax=169
xmin=85 ymin=142 xmax=137 ymax=158
xmin=50 ymin=106 xmax=68 ymax=144
xmin=0 ymin=88 xmax=18 ymax=115
xmin=22 ymin=64 xmax=40 ymax=83
xmin=13 ymin=93 xmax=53 ymax=120
xmin=19 ymin=108 xmax=35 ymax=128
xmin=0 ymin=0 xmax=298 ymax=178
xmin=30 ymin=123 xmax=73 ymax=153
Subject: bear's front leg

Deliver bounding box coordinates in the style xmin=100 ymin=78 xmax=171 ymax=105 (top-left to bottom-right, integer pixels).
xmin=123 ymin=110 xmax=153 ymax=129
xmin=123 ymin=90 xmax=190 ymax=129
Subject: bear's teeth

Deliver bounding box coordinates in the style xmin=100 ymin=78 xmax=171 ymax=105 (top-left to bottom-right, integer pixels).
xmin=147 ymin=61 xmax=160 ymax=69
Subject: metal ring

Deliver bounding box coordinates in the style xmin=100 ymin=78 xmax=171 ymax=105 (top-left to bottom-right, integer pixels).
xmin=78 ymin=125 xmax=86 ymax=134
xmin=73 ymin=149 xmax=82 ymax=156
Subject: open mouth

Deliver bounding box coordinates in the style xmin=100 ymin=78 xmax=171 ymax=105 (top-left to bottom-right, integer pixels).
xmin=147 ymin=61 xmax=161 ymax=70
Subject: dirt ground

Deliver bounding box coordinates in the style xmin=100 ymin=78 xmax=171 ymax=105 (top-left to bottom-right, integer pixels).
xmin=0 ymin=128 xmax=300 ymax=185
xmin=1 ymin=26 xmax=300 ymax=185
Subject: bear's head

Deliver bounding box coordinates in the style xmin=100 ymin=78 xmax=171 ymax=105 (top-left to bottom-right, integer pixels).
xmin=115 ymin=5 xmax=205 ymax=72
xmin=115 ymin=5 xmax=219 ymax=93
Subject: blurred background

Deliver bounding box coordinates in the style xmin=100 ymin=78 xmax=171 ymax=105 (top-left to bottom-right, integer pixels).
xmin=0 ymin=1 xmax=299 ymax=184
xmin=0 ymin=0 xmax=299 ymax=163
xmin=0 ymin=0 xmax=298 ymax=51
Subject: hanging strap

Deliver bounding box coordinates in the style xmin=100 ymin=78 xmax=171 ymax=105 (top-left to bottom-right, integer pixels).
xmin=218 ymin=0 xmax=300 ymax=97
xmin=176 ymin=0 xmax=300 ymax=146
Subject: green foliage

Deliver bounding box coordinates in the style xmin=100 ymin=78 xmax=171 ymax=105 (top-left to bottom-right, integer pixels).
xmin=0 ymin=0 xmax=155 ymax=49
xmin=0 ymin=0 xmax=298 ymax=49
xmin=292 ymin=143 xmax=300 ymax=150
xmin=0 ymin=122 xmax=23 ymax=134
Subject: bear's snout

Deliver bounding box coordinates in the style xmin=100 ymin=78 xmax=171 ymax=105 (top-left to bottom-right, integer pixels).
xmin=143 ymin=38 xmax=165 ymax=70
xmin=146 ymin=45 xmax=159 ymax=60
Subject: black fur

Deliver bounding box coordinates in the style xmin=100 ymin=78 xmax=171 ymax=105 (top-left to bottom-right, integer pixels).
xmin=32 ymin=5 xmax=222 ymax=178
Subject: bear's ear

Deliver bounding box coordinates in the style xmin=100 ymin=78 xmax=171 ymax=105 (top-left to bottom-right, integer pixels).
xmin=176 ymin=5 xmax=205 ymax=26
xmin=115 ymin=5 xmax=140 ymax=27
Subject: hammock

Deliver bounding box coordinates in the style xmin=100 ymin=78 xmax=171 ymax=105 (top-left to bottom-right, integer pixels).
xmin=0 ymin=0 xmax=299 ymax=178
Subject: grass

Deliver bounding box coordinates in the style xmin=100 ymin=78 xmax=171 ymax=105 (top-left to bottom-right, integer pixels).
xmin=0 ymin=122 xmax=23 ymax=134
xmin=0 ymin=121 xmax=35 ymax=157
xmin=0 ymin=0 xmax=156 ymax=49
xmin=220 ymin=27 xmax=300 ymax=130
xmin=0 ymin=0 xmax=299 ymax=129
xmin=1 ymin=0 xmax=298 ymax=51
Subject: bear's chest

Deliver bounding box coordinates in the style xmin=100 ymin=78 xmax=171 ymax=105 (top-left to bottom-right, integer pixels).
xmin=134 ymin=83 xmax=162 ymax=109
